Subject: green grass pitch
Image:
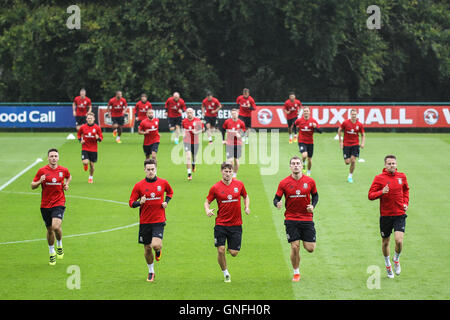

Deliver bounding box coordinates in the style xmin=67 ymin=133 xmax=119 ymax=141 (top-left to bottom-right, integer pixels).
xmin=0 ymin=131 xmax=449 ymax=300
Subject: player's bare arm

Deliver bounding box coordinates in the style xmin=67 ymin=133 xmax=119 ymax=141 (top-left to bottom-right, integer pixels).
xmin=72 ymin=102 xmax=76 ymax=117
xmin=31 ymin=175 xmax=46 ymax=189
xmin=63 ymin=175 xmax=72 ymax=191
xmin=360 ymin=132 xmax=366 ymax=148
xmin=337 ymin=127 xmax=343 ymax=148
xmin=244 ymin=195 xmax=250 ymax=215
xmin=204 ymin=200 xmax=215 ymax=217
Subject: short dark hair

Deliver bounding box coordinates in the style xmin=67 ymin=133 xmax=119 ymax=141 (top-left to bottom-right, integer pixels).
xmin=290 ymin=156 xmax=302 ymax=165
xmin=141 ymin=93 xmax=147 ymax=98
xmin=221 ymin=162 xmax=233 ymax=171
xmin=48 ymin=148 xmax=58 ymax=155
xmin=206 ymin=91 xmax=212 ymax=96
xmin=243 ymin=88 xmax=250 ymax=93
xmin=384 ymin=155 xmax=396 ymax=163
xmin=289 ymin=92 xmax=295 ymax=96
xmin=144 ymin=159 xmax=157 ymax=167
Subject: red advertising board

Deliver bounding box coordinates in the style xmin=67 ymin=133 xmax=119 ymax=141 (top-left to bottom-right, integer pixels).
xmin=251 ymin=105 xmax=450 ymax=128
xmin=97 ymin=106 xmax=135 ymax=128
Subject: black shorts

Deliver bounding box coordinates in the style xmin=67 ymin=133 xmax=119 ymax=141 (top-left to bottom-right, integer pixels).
xmin=75 ymin=116 xmax=87 ymax=126
xmin=284 ymin=220 xmax=316 ymax=243
xmin=238 ymin=115 xmax=252 ymax=128
xmin=81 ymin=150 xmax=98 ymax=163
xmin=168 ymin=116 xmax=182 ymax=128
xmin=143 ymin=143 xmax=159 ymax=156
xmin=138 ymin=222 xmax=166 ymax=245
xmin=41 ymin=206 xmax=65 ymax=227
xmin=287 ymin=118 xmax=297 ymax=128
xmin=184 ymin=143 xmax=199 ymax=157
xmin=380 ymin=215 xmax=407 ymax=238
xmin=214 ymin=225 xmax=242 ymax=251
xmin=112 ymin=116 xmax=125 ymax=126
xmin=343 ymin=145 xmax=360 ymax=159
xmin=226 ymin=144 xmax=242 ymax=159
xmin=204 ymin=116 xmax=217 ymax=126
xmin=298 ymin=143 xmax=314 ymax=158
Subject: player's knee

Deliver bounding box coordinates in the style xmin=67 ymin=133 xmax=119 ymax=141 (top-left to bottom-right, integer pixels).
xmin=228 ymin=249 xmax=239 ymax=257
xmin=304 ymin=244 xmax=315 ymax=253
xmin=291 ymin=241 xmax=300 ymax=251
xmin=217 ymin=246 xmax=226 ymax=255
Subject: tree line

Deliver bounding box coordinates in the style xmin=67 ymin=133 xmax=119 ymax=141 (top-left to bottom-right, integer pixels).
xmin=0 ymin=0 xmax=448 ymax=103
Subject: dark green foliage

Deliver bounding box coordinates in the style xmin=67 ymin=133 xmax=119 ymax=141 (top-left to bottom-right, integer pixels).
xmin=0 ymin=0 xmax=448 ymax=102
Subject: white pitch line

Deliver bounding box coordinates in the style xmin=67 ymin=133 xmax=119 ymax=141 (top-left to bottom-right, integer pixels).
xmin=0 ymin=191 xmax=136 ymax=245
xmin=0 ymin=158 xmax=43 ymax=191
xmin=0 ymin=223 xmax=139 ymax=245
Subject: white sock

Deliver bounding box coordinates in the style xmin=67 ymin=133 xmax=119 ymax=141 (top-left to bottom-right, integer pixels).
xmin=187 ymin=169 xmax=192 ymax=174
xmin=148 ymin=263 xmax=154 ymax=273
xmin=208 ymin=136 xmax=212 ymax=141
xmin=290 ymin=134 xmax=293 ymax=139
xmin=384 ymin=256 xmax=391 ymax=267
xmin=88 ymin=176 xmax=93 ymax=180
xmin=56 ymin=240 xmax=62 ymax=247
xmin=116 ymin=136 xmax=120 ymax=141
xmin=348 ymin=173 xmax=353 ymax=178
xmin=294 ymin=268 xmax=300 ymax=275
xmin=307 ymin=170 xmax=311 ymax=174
xmin=222 ymin=269 xmax=230 ymax=276
xmin=232 ymin=173 xmax=237 ymax=178
xmin=394 ymin=251 xmax=401 ymax=262
xmin=49 ymin=245 xmax=55 ymax=254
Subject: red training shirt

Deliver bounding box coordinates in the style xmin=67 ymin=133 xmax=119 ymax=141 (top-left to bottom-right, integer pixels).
xmin=276 ymin=175 xmax=318 ymax=221
xmin=33 ymin=165 xmax=71 ymax=208
xmin=222 ymin=118 xmax=246 ymax=146
xmin=108 ymin=97 xmax=128 ymax=117
xmin=73 ymin=96 xmax=92 ymax=117
xmin=135 ymin=101 xmax=153 ymax=121
xmin=77 ymin=123 xmax=103 ymax=152
xmin=340 ymin=119 xmax=364 ymax=146
xmin=182 ymin=117 xmax=204 ymax=144
xmin=129 ymin=177 xmax=174 ymax=224
xmin=295 ymin=117 xmax=320 ymax=144
xmin=368 ymin=168 xmax=410 ymax=217
xmin=207 ymin=179 xmax=248 ymax=226
xmin=139 ymin=117 xmax=160 ymax=145
xmin=236 ymin=95 xmax=256 ymax=118
xmin=202 ymin=97 xmax=221 ymax=117
xmin=284 ymin=99 xmax=302 ymax=120
xmin=165 ymin=97 xmax=186 ymax=118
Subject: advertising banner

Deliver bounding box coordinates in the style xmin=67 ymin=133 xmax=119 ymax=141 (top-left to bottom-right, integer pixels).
xmin=251 ymin=105 xmax=450 ymax=128
xmin=0 ymin=106 xmax=74 ymax=128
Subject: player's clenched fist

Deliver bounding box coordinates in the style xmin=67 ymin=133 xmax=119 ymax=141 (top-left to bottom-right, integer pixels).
xmin=206 ymin=208 xmax=215 ymax=217
xmin=276 ymin=201 xmax=283 ymax=210
xmin=140 ymin=195 xmax=147 ymax=205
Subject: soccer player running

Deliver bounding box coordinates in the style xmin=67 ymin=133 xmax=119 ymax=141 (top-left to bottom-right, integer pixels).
xmin=138 ymin=109 xmax=160 ymax=161
xmin=201 ymin=91 xmax=222 ymax=144
xmin=31 ymin=149 xmax=72 ymax=265
xmin=204 ymin=162 xmax=250 ymax=283
xmin=165 ymin=92 xmax=187 ymax=145
xmin=134 ymin=93 xmax=152 ymax=132
xmin=273 ymin=156 xmax=319 ymax=282
xmin=337 ymin=109 xmax=365 ymax=183
xmin=107 ymin=90 xmax=128 ymax=144
xmin=284 ymin=92 xmax=302 ymax=144
xmin=368 ymin=155 xmax=409 ymax=278
xmin=77 ymin=112 xmax=103 ymax=183
xmin=182 ymin=108 xmax=204 ymax=180
xmin=72 ymin=88 xmax=92 ymax=132
xmin=294 ymin=106 xmax=322 ymax=176
xmin=221 ymin=109 xmax=246 ymax=178
xmin=236 ymin=88 xmax=256 ymax=144
xmin=129 ymin=159 xmax=174 ymax=282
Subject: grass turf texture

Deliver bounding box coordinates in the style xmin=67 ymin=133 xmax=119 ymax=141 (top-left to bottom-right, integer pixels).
xmin=0 ymin=131 xmax=449 ymax=300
